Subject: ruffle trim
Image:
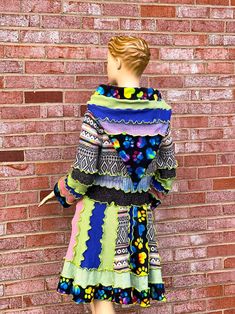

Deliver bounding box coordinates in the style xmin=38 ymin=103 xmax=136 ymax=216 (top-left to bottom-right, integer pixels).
xmin=97 ymin=116 xmax=171 ymax=125
xmin=54 ymin=182 xmax=76 ymax=208
xmin=57 ymin=275 xmax=167 ymax=308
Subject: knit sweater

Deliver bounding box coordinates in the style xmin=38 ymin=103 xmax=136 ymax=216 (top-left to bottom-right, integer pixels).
xmin=54 ymin=84 xmax=178 ymax=209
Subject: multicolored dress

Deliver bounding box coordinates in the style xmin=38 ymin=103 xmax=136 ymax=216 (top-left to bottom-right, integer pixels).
xmin=54 ymin=84 xmax=178 ymax=308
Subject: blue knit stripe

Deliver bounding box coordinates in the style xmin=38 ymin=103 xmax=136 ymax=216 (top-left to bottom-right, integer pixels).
xmin=81 ymin=201 xmax=107 ymax=268
xmin=87 ymin=104 xmax=171 ymax=124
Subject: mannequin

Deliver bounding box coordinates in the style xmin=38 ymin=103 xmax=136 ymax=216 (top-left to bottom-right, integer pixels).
xmin=39 ymin=36 xmax=177 ymax=313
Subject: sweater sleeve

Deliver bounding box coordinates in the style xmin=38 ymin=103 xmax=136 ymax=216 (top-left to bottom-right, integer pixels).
xmin=53 ymin=110 xmax=102 ymax=208
xmin=149 ymin=123 xmax=178 ymax=207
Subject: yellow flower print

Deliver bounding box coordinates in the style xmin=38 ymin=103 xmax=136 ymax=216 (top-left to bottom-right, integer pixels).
xmin=136 ymin=265 xmax=148 ymax=275
xmin=134 ymin=237 xmax=143 ymax=249
xmin=124 ymin=87 xmax=135 ymax=99
xmin=85 ymin=286 xmax=95 ymax=299
xmin=138 ymin=209 xmax=146 ymax=222
xmin=138 ymin=251 xmax=147 ymax=264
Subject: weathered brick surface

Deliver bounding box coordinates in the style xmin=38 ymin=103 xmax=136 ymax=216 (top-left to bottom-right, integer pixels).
xmin=0 ymin=1 xmax=234 ymax=313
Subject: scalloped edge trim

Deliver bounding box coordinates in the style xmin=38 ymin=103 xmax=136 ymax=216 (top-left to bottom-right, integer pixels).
xmin=96 ymin=116 xmax=171 ymax=125
xmin=71 ymin=165 xmax=98 ymax=176
xmin=57 ymin=178 xmax=77 ymax=206
xmin=88 ymin=94 xmax=172 ymax=109
xmin=101 ymin=128 xmax=169 ymax=137
xmin=60 ymin=258 xmax=163 ymax=288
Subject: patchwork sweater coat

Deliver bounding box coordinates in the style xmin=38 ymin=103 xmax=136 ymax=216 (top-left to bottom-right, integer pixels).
xmin=54 ymin=84 xmax=178 ymax=308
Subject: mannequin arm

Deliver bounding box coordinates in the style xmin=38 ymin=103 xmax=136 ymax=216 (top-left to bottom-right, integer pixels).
xmin=149 ymin=125 xmax=178 ymax=208
xmin=53 ymin=110 xmax=102 ymax=208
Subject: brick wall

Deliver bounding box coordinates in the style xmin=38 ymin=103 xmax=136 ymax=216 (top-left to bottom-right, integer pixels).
xmin=0 ymin=1 xmax=234 ymax=313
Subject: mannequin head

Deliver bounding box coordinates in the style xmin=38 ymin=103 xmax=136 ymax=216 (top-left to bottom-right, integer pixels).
xmin=107 ymin=35 xmax=151 ymax=87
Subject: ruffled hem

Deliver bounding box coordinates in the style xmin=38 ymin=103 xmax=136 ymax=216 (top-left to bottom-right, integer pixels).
xmin=57 ymin=275 xmax=167 ymax=308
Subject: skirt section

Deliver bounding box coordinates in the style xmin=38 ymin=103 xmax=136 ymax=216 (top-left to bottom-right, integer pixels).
xmin=56 ymin=195 xmax=167 ymax=308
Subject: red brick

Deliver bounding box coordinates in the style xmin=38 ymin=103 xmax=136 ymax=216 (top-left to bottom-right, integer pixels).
xmin=157 ymin=20 xmax=190 ymax=32
xmin=141 ymin=5 xmax=175 ymax=17
xmin=0 ymin=0 xmax=21 ymax=12
xmin=198 ymin=166 xmax=230 ymax=179
xmin=7 ymin=219 xmax=41 ymax=234
xmin=21 ymin=0 xmax=61 ymax=13
xmin=191 ymin=285 xmax=223 ymax=298
xmin=25 ymin=91 xmax=62 ymax=103
xmin=5 ymin=45 xmax=45 ymax=58
xmin=42 ymin=217 xmax=72 ymax=231
xmin=224 ymin=258 xmax=235 ymax=269
xmin=22 ymin=262 xmax=62 ymax=279
xmin=0 ymin=91 xmax=23 ymax=104
xmin=42 ymin=247 xmax=66 ymax=262
xmin=46 ymin=46 xmax=86 ymax=59
xmin=208 ymin=218 xmax=235 ymax=230
xmin=42 ymin=15 xmax=81 ymax=29
xmin=120 ymin=18 xmax=156 ymax=31
xmin=20 ymin=30 xmax=60 ymax=43
xmin=83 ymin=17 xmax=119 ymax=30
xmin=192 ymin=20 xmax=224 ymax=33
xmin=0 ymin=150 xmax=24 ymax=162
xmin=210 ymin=8 xmax=234 ymax=19
xmin=23 ymin=291 xmax=61 ymax=307
xmin=173 ymin=273 xmax=207 ymax=287
xmin=185 ymin=154 xmax=216 ymax=166
xmin=20 ymin=176 xmax=49 ymax=190
xmin=65 ymin=61 xmax=104 ymax=74
xmin=103 ymin=3 xmax=139 ymax=16
xmin=160 ymin=48 xmax=194 ymax=60
xmin=196 ymin=0 xmax=229 ymax=4
xmin=25 ymin=61 xmax=64 ymax=74
xmin=25 ymin=233 xmax=64 ymax=248
xmin=207 ymin=62 xmax=234 ymax=74
xmin=60 ymin=31 xmax=99 ymax=44
xmin=5 ymin=279 xmax=44 ymax=296
xmin=177 ymin=6 xmax=209 ymax=18
xmin=174 ymin=300 xmax=207 ymax=313
xmin=0 ymin=250 xmax=43 ymax=266
xmin=149 ymin=76 xmax=184 ymax=88
xmin=0 ymin=207 xmax=27 ymax=222
xmin=0 ymin=237 xmax=24 ymax=250
xmin=207 ymin=296 xmax=235 ymax=310
xmin=227 ymin=21 xmax=235 ymax=33
xmin=0 ymin=296 xmax=22 ymax=310
xmin=213 ymin=178 xmax=235 ymax=190
xmin=207 ymin=245 xmax=235 ymax=257
xmin=62 ymin=1 xmax=102 ymax=15
xmin=195 ymin=48 xmax=229 ymax=60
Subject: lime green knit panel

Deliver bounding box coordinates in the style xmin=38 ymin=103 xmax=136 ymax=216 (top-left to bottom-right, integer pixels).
xmin=154 ymin=170 xmax=176 ymax=191
xmin=98 ymin=201 xmax=119 ymax=270
xmin=67 ymin=170 xmax=89 ymax=195
xmin=61 ymin=260 xmax=164 ymax=290
xmin=71 ymin=195 xmax=95 ymax=267
xmin=88 ymin=94 xmax=172 ymax=111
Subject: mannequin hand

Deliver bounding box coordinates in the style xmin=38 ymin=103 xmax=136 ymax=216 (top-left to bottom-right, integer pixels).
xmin=38 ymin=191 xmax=55 ymax=207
